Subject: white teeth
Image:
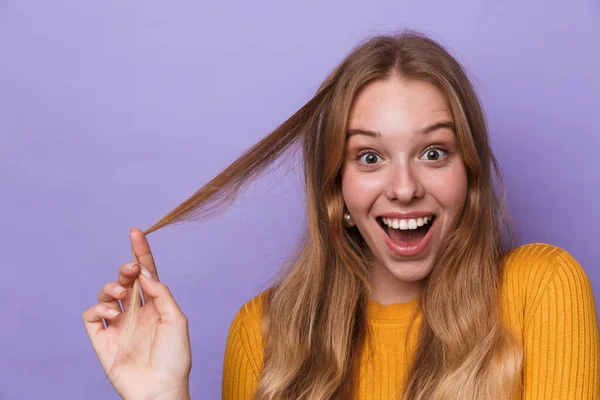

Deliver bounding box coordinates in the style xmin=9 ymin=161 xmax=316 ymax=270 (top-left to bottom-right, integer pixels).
xmin=381 ymin=216 xmax=434 ymax=231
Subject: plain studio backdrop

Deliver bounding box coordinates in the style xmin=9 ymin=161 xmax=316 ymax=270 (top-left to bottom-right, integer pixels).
xmin=1 ymin=0 xmax=598 ymax=399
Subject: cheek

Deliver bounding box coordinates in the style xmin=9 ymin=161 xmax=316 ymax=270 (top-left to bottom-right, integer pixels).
xmin=427 ymin=164 xmax=468 ymax=211
xmin=341 ymin=171 xmax=382 ymax=213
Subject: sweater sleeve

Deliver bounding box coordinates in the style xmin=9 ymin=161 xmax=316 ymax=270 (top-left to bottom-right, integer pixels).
xmin=222 ymin=294 xmax=265 ymax=400
xmin=522 ymin=249 xmax=600 ymax=399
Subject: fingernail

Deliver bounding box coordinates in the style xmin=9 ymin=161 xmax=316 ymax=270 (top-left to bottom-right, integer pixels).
xmin=108 ymin=309 xmax=120 ymax=317
xmin=140 ymin=266 xmax=152 ymax=280
xmin=126 ymin=262 xmax=138 ymax=271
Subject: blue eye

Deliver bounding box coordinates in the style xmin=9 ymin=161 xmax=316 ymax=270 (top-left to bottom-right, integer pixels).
xmin=420 ymin=148 xmax=447 ymax=161
xmin=358 ymin=152 xmax=382 ymax=165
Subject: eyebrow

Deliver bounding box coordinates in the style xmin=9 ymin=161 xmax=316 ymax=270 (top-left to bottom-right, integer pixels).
xmin=346 ymin=120 xmax=456 ymax=139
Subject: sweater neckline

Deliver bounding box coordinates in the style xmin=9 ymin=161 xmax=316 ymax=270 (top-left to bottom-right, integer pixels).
xmin=367 ymin=297 xmax=421 ymax=322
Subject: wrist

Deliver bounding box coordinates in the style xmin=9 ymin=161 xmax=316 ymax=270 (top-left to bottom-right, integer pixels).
xmin=138 ymin=387 xmax=189 ymax=400
xmin=155 ymin=390 xmax=190 ymax=400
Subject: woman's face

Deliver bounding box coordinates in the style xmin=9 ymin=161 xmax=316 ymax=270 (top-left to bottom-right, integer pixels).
xmin=341 ymin=75 xmax=468 ymax=302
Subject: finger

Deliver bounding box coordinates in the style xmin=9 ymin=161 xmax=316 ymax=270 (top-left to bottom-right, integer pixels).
xmin=138 ymin=272 xmax=185 ymax=323
xmin=116 ymin=261 xmax=141 ymax=289
xmin=97 ymin=282 xmax=130 ymax=312
xmin=115 ymin=261 xmax=142 ymax=312
xmin=129 ymin=227 xmax=160 ymax=282
xmin=130 ymin=227 xmax=159 ymax=305
xmin=82 ymin=303 xmax=122 ymax=337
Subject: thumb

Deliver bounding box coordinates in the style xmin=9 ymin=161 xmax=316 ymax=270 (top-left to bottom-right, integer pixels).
xmin=138 ymin=272 xmax=185 ymax=322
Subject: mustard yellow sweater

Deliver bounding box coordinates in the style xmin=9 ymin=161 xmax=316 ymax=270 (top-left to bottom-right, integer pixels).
xmin=222 ymin=243 xmax=600 ymax=399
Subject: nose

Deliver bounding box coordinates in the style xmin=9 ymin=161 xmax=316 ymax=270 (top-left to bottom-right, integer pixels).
xmin=384 ymin=162 xmax=425 ymax=203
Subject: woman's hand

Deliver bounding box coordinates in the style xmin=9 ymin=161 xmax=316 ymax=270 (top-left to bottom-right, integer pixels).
xmin=82 ymin=227 xmax=192 ymax=400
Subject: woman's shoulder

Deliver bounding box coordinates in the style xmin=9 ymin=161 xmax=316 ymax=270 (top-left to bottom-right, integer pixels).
xmin=501 ymin=242 xmax=589 ymax=290
xmin=230 ymin=290 xmax=269 ymax=328
xmin=500 ymin=242 xmax=595 ymax=333
xmin=227 ymin=290 xmax=269 ymax=341
xmin=499 ymin=243 xmax=600 ymax=397
xmin=225 ymin=290 xmax=269 ymax=348
xmin=223 ymin=290 xmax=269 ymax=380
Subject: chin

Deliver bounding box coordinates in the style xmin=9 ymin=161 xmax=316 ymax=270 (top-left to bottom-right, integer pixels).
xmin=384 ymin=258 xmax=434 ymax=282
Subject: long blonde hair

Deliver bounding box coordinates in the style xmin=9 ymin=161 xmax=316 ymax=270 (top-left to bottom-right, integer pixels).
xmin=116 ymin=30 xmax=523 ymax=399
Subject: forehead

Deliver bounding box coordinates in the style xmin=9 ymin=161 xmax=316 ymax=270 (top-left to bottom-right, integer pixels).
xmin=347 ymin=76 xmax=452 ymax=133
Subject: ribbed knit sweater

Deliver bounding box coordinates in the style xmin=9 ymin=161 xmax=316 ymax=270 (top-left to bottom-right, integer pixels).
xmin=222 ymin=243 xmax=600 ymax=399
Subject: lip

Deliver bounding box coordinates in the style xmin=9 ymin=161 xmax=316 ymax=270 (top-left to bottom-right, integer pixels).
xmin=377 ymin=215 xmax=437 ymax=258
xmin=377 ymin=211 xmax=436 ymax=219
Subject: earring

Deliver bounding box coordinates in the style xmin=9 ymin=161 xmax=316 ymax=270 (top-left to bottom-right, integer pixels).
xmin=343 ymin=211 xmax=355 ymax=228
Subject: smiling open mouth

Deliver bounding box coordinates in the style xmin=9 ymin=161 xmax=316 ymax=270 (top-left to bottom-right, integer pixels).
xmin=377 ymin=216 xmax=436 ymax=248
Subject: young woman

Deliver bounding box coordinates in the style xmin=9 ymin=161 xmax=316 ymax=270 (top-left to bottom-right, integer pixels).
xmin=82 ymin=31 xmax=600 ymax=399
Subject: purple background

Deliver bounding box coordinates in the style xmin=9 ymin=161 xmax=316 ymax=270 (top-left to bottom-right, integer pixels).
xmin=1 ymin=1 xmax=598 ymax=399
